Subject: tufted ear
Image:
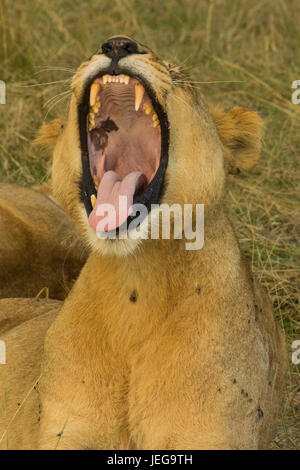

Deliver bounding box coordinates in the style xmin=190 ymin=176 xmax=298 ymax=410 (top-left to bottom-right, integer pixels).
xmin=34 ymin=119 xmax=64 ymax=153
xmin=212 ymin=106 xmax=263 ymax=174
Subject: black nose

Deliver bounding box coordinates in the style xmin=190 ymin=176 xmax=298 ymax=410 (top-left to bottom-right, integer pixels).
xmin=101 ymin=37 xmax=138 ymax=60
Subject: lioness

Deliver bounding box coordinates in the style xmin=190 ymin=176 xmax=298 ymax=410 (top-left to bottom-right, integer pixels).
xmin=0 ymin=184 xmax=87 ymax=300
xmin=0 ymin=36 xmax=286 ymax=450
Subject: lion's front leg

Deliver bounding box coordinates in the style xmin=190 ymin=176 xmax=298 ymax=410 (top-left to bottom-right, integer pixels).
xmin=38 ymin=399 xmax=133 ymax=450
xmin=37 ymin=308 xmax=133 ymax=450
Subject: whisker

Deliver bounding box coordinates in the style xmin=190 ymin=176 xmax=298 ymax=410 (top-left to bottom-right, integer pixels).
xmin=44 ymin=89 xmax=71 ymax=108
xmin=34 ymin=65 xmax=75 ymax=73
xmin=169 ymin=53 xmax=196 ymax=71
xmin=171 ymin=93 xmax=195 ymax=113
xmin=43 ymin=92 xmax=71 ymax=121
xmin=173 ymin=79 xmax=245 ymax=85
xmin=12 ymin=79 xmax=71 ymax=88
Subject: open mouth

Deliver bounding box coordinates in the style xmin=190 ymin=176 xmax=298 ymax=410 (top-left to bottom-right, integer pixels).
xmin=78 ymin=71 xmax=169 ymax=234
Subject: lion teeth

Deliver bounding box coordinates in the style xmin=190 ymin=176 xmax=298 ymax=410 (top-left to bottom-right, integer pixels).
xmin=102 ymin=74 xmax=130 ymax=85
xmin=135 ymin=83 xmax=144 ymax=111
xmin=90 ymin=82 xmax=100 ymax=107
xmin=90 ymin=194 xmax=96 ymax=208
xmin=88 ymin=112 xmax=95 ymax=131
xmin=92 ymin=101 xmax=101 ymax=114
xmin=143 ymin=103 xmax=152 ymax=115
xmin=152 ymin=112 xmax=158 ymax=121
xmin=93 ymin=175 xmax=99 ymax=190
xmin=91 ymin=194 xmax=96 ymax=208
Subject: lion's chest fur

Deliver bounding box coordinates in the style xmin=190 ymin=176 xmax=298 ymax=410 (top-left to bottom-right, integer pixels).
xmin=35 ymin=213 xmax=287 ymax=449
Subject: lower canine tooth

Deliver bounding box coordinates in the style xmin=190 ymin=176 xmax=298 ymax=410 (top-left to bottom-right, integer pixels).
xmin=91 ymin=194 xmax=96 ymax=208
xmin=135 ymin=83 xmax=144 ymax=111
xmin=90 ymin=82 xmax=100 ymax=107
xmin=93 ymin=175 xmax=99 ymax=190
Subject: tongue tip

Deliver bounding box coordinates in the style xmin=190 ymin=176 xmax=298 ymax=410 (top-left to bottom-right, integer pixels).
xmin=88 ymin=171 xmax=147 ymax=232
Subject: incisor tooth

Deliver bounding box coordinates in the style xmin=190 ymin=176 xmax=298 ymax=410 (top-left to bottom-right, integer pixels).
xmin=91 ymin=194 xmax=96 ymax=209
xmin=124 ymin=75 xmax=130 ymax=85
xmin=90 ymin=82 xmax=100 ymax=107
xmin=103 ymin=75 xmax=109 ymax=84
xmin=135 ymin=83 xmax=144 ymax=111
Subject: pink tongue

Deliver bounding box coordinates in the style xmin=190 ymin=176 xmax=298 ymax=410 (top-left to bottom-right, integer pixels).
xmin=89 ymin=170 xmax=146 ymax=232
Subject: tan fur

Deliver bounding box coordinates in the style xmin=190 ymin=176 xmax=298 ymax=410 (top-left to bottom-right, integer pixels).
xmin=212 ymin=105 xmax=263 ymax=174
xmin=0 ymin=38 xmax=286 ymax=450
xmin=34 ymin=119 xmax=64 ymax=154
xmin=0 ymin=184 xmax=87 ymax=300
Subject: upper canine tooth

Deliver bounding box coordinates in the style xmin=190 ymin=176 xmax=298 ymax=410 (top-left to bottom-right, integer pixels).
xmin=90 ymin=82 xmax=100 ymax=107
xmin=124 ymin=75 xmax=130 ymax=85
xmin=135 ymin=83 xmax=145 ymax=111
xmin=103 ymin=75 xmax=109 ymax=85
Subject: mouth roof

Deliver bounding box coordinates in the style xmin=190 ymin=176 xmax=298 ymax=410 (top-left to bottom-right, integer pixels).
xmin=78 ymin=70 xmax=169 ymax=234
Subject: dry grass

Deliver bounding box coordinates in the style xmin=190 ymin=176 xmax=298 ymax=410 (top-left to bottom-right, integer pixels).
xmin=0 ymin=0 xmax=299 ymax=449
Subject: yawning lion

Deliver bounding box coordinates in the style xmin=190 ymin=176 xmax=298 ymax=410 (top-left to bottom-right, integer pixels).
xmin=0 ymin=36 xmax=287 ymax=450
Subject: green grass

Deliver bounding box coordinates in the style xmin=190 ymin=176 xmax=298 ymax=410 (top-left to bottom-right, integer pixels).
xmin=0 ymin=0 xmax=299 ymax=449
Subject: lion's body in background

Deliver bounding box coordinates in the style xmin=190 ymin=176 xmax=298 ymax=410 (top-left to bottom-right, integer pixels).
xmin=0 ymin=184 xmax=86 ymax=300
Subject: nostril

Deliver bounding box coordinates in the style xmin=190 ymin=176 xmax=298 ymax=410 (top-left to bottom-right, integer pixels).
xmin=123 ymin=42 xmax=137 ymax=54
xmin=101 ymin=42 xmax=113 ymax=55
xmin=101 ymin=37 xmax=138 ymax=59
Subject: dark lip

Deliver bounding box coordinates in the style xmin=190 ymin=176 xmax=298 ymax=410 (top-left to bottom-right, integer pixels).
xmin=78 ymin=66 xmax=169 ymax=234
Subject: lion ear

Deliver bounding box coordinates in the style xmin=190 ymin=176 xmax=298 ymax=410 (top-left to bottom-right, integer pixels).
xmin=34 ymin=119 xmax=64 ymax=153
xmin=212 ymin=106 xmax=263 ymax=174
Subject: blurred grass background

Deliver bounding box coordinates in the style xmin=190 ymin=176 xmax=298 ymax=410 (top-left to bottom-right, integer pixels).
xmin=0 ymin=0 xmax=299 ymax=449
